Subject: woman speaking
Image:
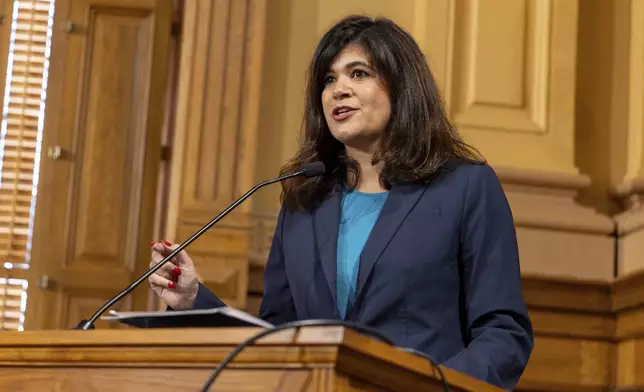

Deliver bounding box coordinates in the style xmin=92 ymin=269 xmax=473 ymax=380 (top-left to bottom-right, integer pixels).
xmin=149 ymin=15 xmax=533 ymax=390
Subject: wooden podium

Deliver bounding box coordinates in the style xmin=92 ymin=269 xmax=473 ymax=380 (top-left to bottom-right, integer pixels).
xmin=0 ymin=327 xmax=504 ymax=391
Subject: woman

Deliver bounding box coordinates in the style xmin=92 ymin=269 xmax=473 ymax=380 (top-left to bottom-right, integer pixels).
xmin=149 ymin=15 xmax=533 ymax=390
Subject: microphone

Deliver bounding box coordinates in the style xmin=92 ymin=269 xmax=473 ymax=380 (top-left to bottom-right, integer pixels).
xmin=74 ymin=161 xmax=326 ymax=330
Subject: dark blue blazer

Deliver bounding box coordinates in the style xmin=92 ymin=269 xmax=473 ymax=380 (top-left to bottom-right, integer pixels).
xmin=194 ymin=161 xmax=534 ymax=390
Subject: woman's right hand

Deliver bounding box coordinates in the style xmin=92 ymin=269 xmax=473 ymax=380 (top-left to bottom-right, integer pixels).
xmin=148 ymin=240 xmax=200 ymax=310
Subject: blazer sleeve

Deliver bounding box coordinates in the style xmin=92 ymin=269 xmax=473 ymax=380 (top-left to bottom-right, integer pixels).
xmin=442 ymin=164 xmax=534 ymax=390
xmin=192 ymin=205 xmax=297 ymax=325
xmin=192 ymin=282 xmax=226 ymax=309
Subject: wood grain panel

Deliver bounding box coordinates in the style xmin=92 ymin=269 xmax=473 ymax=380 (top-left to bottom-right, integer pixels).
xmin=616 ymin=339 xmax=644 ymax=388
xmin=70 ymin=7 xmax=154 ymax=270
xmin=616 ymin=307 xmax=644 ymax=340
xmin=190 ymin=255 xmax=242 ymax=299
xmin=249 ymin=213 xmax=277 ymax=268
xmin=337 ymin=341 xmax=498 ymax=392
xmin=421 ymin=0 xmax=579 ymax=174
xmin=175 ymin=221 xmax=250 ymax=307
xmin=471 ymin=0 xmax=528 ymax=108
xmin=614 ymin=272 xmax=644 ymax=389
xmin=528 ymin=309 xmax=614 ymax=340
xmin=613 ymin=270 xmax=644 ymax=311
xmin=451 ymin=0 xmax=549 ymax=133
xmin=520 ymin=336 xmax=611 ymax=389
xmin=521 ymin=277 xmax=613 ymax=390
xmin=178 ymin=0 xmax=262 ymax=212
xmin=520 ymin=272 xmax=644 ymax=391
xmin=25 ymin=0 xmax=172 ymax=329
xmin=0 ymin=368 xmax=315 ymax=392
xmin=522 ymin=275 xmax=612 ymax=312
xmin=62 ymin=293 xmax=132 ymax=330
xmin=167 ymin=0 xmax=267 ymax=310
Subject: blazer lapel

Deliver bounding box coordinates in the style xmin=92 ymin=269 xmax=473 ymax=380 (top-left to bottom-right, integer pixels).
xmin=352 ymin=184 xmax=426 ymax=308
xmin=313 ymin=189 xmax=342 ymax=305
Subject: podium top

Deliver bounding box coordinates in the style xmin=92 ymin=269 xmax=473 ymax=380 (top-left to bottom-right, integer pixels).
xmin=0 ymin=327 xmax=503 ymax=392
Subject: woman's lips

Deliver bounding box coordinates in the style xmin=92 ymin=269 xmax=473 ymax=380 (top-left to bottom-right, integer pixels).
xmin=332 ymin=107 xmax=357 ymax=121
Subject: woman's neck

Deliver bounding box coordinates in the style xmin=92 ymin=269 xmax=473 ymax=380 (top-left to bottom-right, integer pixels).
xmin=346 ymin=147 xmax=386 ymax=193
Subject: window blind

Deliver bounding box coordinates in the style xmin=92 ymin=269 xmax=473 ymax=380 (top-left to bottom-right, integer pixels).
xmin=0 ymin=0 xmax=55 ymax=331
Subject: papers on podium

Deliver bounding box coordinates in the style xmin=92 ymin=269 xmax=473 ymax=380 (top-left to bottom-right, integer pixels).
xmin=101 ymin=307 xmax=274 ymax=329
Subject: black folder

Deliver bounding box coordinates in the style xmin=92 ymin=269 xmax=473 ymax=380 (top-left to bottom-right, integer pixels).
xmin=101 ymin=307 xmax=274 ymax=329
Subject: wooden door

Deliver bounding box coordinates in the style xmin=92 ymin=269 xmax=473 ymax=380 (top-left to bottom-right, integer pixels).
xmin=25 ymin=0 xmax=172 ymax=330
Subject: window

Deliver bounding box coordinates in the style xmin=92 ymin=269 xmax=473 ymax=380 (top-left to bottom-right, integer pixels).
xmin=0 ymin=0 xmax=55 ymax=331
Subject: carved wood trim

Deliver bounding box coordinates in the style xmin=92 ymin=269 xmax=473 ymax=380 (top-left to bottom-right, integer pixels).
xmin=166 ymin=0 xmax=267 ymax=309
xmin=613 ymin=270 xmax=644 ymax=311
xmin=522 ymin=274 xmax=612 ymax=313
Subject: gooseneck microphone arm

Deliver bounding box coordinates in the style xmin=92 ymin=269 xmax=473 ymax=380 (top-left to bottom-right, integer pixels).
xmin=74 ymin=162 xmax=325 ymax=330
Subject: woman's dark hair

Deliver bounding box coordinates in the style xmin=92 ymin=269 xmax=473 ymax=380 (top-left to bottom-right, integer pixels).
xmin=280 ymin=14 xmax=483 ymax=211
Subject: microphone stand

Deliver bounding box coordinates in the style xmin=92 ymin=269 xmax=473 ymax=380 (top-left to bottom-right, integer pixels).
xmin=73 ymin=169 xmax=307 ymax=330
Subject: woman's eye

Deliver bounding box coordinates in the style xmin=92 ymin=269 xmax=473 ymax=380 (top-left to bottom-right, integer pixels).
xmin=352 ymin=69 xmax=368 ymax=78
xmin=323 ymin=75 xmax=335 ymax=86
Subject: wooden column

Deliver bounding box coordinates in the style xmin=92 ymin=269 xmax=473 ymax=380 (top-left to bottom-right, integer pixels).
xmin=608 ymin=0 xmax=644 ymax=276
xmin=574 ymin=0 xmax=644 ymax=276
xmin=166 ymin=0 xmax=266 ymax=309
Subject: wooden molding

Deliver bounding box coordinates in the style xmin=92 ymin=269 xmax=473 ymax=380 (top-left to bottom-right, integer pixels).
xmin=614 ymin=206 xmax=644 ymax=235
xmin=522 ymin=274 xmax=612 ymax=313
xmin=614 ymin=210 xmax=644 ymax=275
xmin=494 ymin=165 xmax=614 ymax=235
xmin=612 ymin=178 xmax=644 ymax=203
xmin=611 ymin=179 xmax=644 ymax=222
xmin=495 ymin=166 xmax=591 ymax=191
xmin=486 ymin=166 xmax=615 ymax=280
xmin=613 ymin=270 xmax=644 ymax=312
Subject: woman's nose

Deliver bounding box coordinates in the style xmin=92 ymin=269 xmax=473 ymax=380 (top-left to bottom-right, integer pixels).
xmin=333 ymin=79 xmax=352 ymax=99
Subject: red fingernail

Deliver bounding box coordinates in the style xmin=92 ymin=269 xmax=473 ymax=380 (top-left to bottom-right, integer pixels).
xmin=162 ymin=240 xmax=172 ymax=246
xmin=172 ymin=267 xmax=181 ymax=276
xmin=149 ymin=241 xmax=156 ymax=246
xmin=168 ymin=282 xmax=176 ymax=289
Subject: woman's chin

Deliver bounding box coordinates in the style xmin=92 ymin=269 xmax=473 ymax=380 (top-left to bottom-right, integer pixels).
xmin=330 ymin=131 xmax=366 ymax=147
xmin=329 ymin=126 xmax=352 ymax=140
xmin=331 ymin=132 xmax=381 ymax=153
